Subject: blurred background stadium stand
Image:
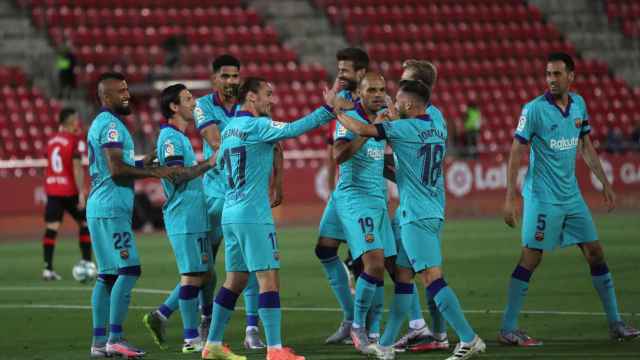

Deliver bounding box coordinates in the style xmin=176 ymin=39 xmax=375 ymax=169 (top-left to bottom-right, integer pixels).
xmin=1 ymin=0 xmax=639 ymax=237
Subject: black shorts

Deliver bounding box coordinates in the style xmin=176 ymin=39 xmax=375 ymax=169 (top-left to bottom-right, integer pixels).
xmin=44 ymin=195 xmax=85 ymax=223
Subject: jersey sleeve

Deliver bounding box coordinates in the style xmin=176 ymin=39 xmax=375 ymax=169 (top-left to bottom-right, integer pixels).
xmin=334 ymin=120 xmax=355 ymax=142
xmin=579 ymin=98 xmax=591 ymax=137
xmin=255 ymin=106 xmax=334 ymax=143
xmin=514 ymin=103 xmax=538 ymax=144
xmin=98 ymin=118 xmax=126 ymax=149
xmin=159 ymin=133 xmax=186 ymax=167
xmin=73 ymin=137 xmax=85 ymax=158
xmin=195 ymin=100 xmax=220 ymax=132
xmin=374 ymin=120 xmax=409 ymax=142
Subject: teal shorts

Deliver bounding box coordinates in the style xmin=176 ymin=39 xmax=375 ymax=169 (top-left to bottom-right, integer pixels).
xmin=400 ymin=218 xmax=443 ymax=272
xmin=168 ymin=233 xmax=211 ymax=274
xmin=206 ymin=196 xmax=224 ymax=244
xmin=522 ymin=197 xmax=598 ymax=251
xmin=88 ymin=216 xmax=140 ymax=275
xmin=393 ymin=216 xmax=412 ymax=270
xmin=318 ymin=194 xmax=346 ymax=241
xmin=222 ymin=223 xmax=281 ymax=273
xmin=336 ymin=202 xmax=397 ymax=260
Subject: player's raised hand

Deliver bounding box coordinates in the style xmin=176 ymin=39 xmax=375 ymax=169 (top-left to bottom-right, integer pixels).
xmin=503 ymin=197 xmax=520 ymax=228
xmin=384 ymin=95 xmax=399 ymax=120
xmin=603 ymin=184 xmax=616 ymax=212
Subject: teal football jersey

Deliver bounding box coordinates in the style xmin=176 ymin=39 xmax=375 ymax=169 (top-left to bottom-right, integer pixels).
xmin=156 ymin=124 xmax=209 ymax=234
xmin=219 ymin=106 xmax=334 ymax=224
xmin=375 ymin=115 xmax=447 ymax=224
xmin=514 ymin=92 xmax=591 ymax=204
xmin=427 ymin=104 xmax=447 ymax=133
xmin=333 ymin=105 xmax=386 ymax=209
xmin=194 ymin=92 xmax=239 ymax=199
xmin=86 ymin=108 xmax=135 ymax=218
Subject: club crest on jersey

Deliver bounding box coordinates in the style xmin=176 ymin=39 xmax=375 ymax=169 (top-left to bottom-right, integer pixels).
xmin=120 ymin=249 xmax=129 ymax=259
xmin=201 ymin=253 xmax=209 ymax=264
xmin=270 ymin=121 xmax=286 ymax=129
xmin=535 ymin=231 xmax=544 ymax=241
xmin=574 ymin=118 xmax=583 ymax=128
xmin=365 ymin=233 xmax=375 ymax=243
xmin=107 ymin=129 xmax=119 ymax=142
xmin=164 ymin=142 xmax=175 ymax=157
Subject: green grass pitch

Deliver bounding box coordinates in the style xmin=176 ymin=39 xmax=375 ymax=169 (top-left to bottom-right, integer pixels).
xmin=1 ymin=214 xmax=639 ymax=359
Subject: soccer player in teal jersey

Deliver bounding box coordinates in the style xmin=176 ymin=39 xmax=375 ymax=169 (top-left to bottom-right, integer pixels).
xmin=317 ymin=47 xmax=371 ymax=345
xmin=332 ymin=72 xmax=397 ymax=354
xmin=145 ymin=55 xmax=269 ymax=349
xmin=388 ymin=59 xmax=449 ymax=352
xmin=86 ymin=72 xmax=180 ymax=358
xmin=147 ymin=84 xmax=215 ymax=353
xmin=202 ymin=77 xmax=349 ymax=360
xmin=336 ymin=80 xmax=486 ymax=360
xmin=500 ymin=52 xmax=639 ymax=346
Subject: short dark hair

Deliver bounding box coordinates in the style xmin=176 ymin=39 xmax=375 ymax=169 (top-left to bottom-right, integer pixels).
xmin=212 ymin=54 xmax=241 ymax=73
xmin=59 ymin=107 xmax=77 ymax=124
xmin=547 ymin=52 xmax=575 ymax=72
xmin=398 ymin=79 xmax=431 ymax=104
xmin=336 ymin=47 xmax=369 ymax=71
xmin=237 ymin=77 xmax=267 ymax=104
xmin=97 ymin=72 xmax=126 ymax=84
xmin=402 ymin=60 xmax=437 ymax=90
xmin=160 ymin=83 xmax=187 ymax=119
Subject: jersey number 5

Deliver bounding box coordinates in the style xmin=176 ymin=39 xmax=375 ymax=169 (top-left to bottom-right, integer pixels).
xmin=418 ymin=143 xmax=444 ymax=187
xmin=222 ymin=146 xmax=247 ymax=189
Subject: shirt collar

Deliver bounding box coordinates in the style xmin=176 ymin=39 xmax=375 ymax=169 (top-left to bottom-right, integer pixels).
xmin=416 ymin=114 xmax=432 ymax=121
xmin=212 ymin=92 xmax=239 ymax=117
xmin=355 ymin=102 xmax=372 ymax=123
xmin=99 ymin=107 xmax=126 ymax=123
xmin=544 ymin=91 xmax=573 ymax=118
xmin=235 ymin=110 xmax=255 ymax=118
xmin=160 ymin=123 xmax=185 ymax=135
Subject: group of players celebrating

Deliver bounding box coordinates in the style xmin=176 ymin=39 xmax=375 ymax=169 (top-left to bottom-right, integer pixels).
xmin=41 ymin=46 xmax=636 ymax=360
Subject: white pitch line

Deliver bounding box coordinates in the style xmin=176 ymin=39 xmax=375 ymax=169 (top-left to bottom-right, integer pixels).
xmin=0 ymin=286 xmax=637 ymax=317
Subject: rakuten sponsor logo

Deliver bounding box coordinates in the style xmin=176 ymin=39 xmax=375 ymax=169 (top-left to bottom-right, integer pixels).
xmin=549 ymin=137 xmax=578 ymax=151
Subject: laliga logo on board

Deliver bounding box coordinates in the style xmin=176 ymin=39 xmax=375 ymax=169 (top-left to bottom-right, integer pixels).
xmin=445 ymin=161 xmax=528 ymax=197
xmin=590 ymin=157 xmax=614 ymax=191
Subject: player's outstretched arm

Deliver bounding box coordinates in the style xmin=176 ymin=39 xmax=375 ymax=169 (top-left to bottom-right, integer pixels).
xmin=168 ymin=157 xmax=215 ymax=186
xmin=201 ymin=125 xmax=221 ymax=153
xmin=333 ymin=137 xmax=367 ymax=164
xmin=335 ymin=113 xmax=380 ymax=138
xmin=504 ymin=139 xmax=526 ymax=228
xmin=579 ymin=135 xmax=616 ymax=211
xmin=104 ymin=147 xmax=180 ymax=180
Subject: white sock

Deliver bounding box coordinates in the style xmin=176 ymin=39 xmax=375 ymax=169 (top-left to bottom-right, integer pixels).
xmin=369 ymin=333 xmax=380 ymax=339
xmin=208 ymin=341 xmax=222 ymax=346
xmin=246 ymin=325 xmax=259 ymax=332
xmin=185 ymin=336 xmax=201 ymax=344
xmin=268 ymin=344 xmax=283 ymax=349
xmin=409 ymin=319 xmax=426 ymax=330
xmin=352 ymin=323 xmax=362 ymax=329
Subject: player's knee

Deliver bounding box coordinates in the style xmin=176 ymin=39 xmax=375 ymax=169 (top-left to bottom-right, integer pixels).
xmin=580 ymin=242 xmax=605 ymax=266
xmin=421 ymin=267 xmax=443 ymax=286
xmin=46 ymin=222 xmax=61 ymax=231
xmin=394 ymin=267 xmax=413 ymax=283
xmin=317 ymin=236 xmax=340 ymax=248
xmin=181 ymin=273 xmax=204 ymax=286
xmin=519 ymin=247 xmax=543 ymax=271
xmin=118 ymin=265 xmax=141 ymax=277
xmin=315 ymin=244 xmax=338 ymax=260
xmin=363 ymin=259 xmax=385 ymax=278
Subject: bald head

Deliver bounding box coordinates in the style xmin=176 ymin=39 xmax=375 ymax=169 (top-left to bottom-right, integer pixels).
xmin=97 ymin=72 xmax=131 ymax=116
xmin=359 ymin=72 xmax=386 ymax=114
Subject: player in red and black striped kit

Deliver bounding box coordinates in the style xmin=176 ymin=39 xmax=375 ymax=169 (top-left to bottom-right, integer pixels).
xmin=42 ymin=107 xmax=93 ymax=280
